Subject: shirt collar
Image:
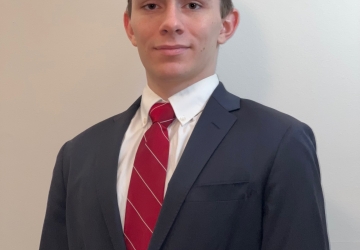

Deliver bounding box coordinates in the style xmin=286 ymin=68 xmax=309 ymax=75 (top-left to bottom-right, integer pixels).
xmin=140 ymin=74 xmax=219 ymax=127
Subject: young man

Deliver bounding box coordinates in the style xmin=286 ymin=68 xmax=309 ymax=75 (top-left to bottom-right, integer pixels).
xmin=40 ymin=0 xmax=330 ymax=249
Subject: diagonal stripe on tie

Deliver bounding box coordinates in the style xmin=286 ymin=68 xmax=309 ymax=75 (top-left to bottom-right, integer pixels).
xmin=124 ymin=233 xmax=137 ymax=250
xmin=127 ymin=199 xmax=153 ymax=233
xmin=133 ymin=167 xmax=162 ymax=206
xmin=144 ymin=144 xmax=167 ymax=171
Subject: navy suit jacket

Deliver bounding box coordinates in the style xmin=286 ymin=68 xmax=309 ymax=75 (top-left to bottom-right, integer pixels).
xmin=40 ymin=83 xmax=329 ymax=250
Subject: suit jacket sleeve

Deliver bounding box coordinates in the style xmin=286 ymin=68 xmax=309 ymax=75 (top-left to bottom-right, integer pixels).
xmin=39 ymin=142 xmax=69 ymax=250
xmin=261 ymin=123 xmax=329 ymax=250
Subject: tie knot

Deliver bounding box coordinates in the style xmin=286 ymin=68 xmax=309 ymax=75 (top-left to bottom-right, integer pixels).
xmin=149 ymin=103 xmax=175 ymax=127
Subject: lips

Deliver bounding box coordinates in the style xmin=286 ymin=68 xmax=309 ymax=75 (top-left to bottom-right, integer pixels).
xmin=154 ymin=44 xmax=190 ymax=56
xmin=154 ymin=45 xmax=190 ymax=50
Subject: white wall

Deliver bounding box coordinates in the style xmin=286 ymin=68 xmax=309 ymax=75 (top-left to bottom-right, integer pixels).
xmin=0 ymin=0 xmax=359 ymax=249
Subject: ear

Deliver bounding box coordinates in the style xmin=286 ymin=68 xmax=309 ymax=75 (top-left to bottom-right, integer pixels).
xmin=218 ymin=9 xmax=240 ymax=44
xmin=123 ymin=11 xmax=137 ymax=47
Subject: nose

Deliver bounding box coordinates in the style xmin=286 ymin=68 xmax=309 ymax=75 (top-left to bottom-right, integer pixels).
xmin=159 ymin=4 xmax=184 ymax=35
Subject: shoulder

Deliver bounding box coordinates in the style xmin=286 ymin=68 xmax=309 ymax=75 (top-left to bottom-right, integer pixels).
xmin=213 ymin=83 xmax=312 ymax=135
xmin=236 ymin=98 xmax=314 ymax=136
xmin=223 ymin=97 xmax=316 ymax=154
xmin=58 ymin=114 xmax=120 ymax=158
xmin=74 ymin=114 xmax=119 ymax=143
xmin=239 ymin=99 xmax=304 ymax=126
xmin=64 ymin=97 xmax=141 ymax=151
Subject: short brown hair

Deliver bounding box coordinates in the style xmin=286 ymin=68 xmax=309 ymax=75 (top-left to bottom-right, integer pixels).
xmin=126 ymin=0 xmax=234 ymax=19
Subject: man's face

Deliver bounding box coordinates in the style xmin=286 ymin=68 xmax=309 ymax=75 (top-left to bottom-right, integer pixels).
xmin=124 ymin=0 xmax=236 ymax=83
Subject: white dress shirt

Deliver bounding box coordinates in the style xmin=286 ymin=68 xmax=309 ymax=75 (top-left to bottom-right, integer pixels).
xmin=116 ymin=74 xmax=219 ymax=228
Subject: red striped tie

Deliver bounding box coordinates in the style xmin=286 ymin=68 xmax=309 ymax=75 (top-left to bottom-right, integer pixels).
xmin=124 ymin=102 xmax=175 ymax=250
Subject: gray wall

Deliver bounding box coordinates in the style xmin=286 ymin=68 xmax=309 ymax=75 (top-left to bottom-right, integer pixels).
xmin=1 ymin=0 xmax=359 ymax=249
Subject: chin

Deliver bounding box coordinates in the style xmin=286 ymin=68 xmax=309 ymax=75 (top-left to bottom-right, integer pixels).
xmin=152 ymin=65 xmax=192 ymax=80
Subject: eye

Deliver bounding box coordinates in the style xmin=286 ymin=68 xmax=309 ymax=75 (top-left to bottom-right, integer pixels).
xmin=144 ymin=3 xmax=158 ymax=10
xmin=187 ymin=2 xmax=201 ymax=9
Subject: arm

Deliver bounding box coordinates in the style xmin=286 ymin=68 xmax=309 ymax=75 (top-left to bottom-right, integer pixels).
xmin=261 ymin=123 xmax=329 ymax=250
xmin=39 ymin=143 xmax=69 ymax=250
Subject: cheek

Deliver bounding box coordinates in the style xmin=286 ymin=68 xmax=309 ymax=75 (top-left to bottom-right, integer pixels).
xmin=132 ymin=22 xmax=154 ymax=44
xmin=195 ymin=30 xmax=220 ymax=52
xmin=194 ymin=21 xmax=221 ymax=45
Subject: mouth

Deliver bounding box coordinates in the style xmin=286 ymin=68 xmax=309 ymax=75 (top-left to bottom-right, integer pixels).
xmin=154 ymin=45 xmax=190 ymax=56
xmin=154 ymin=44 xmax=190 ymax=50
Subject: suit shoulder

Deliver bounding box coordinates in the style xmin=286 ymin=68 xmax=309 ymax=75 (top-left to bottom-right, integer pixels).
xmin=65 ymin=109 xmax=133 ymax=152
xmin=66 ymin=97 xmax=141 ymax=146
xmin=231 ymin=98 xmax=315 ymax=146
xmin=238 ymin=98 xmax=311 ymax=131
xmin=77 ymin=114 xmax=118 ymax=139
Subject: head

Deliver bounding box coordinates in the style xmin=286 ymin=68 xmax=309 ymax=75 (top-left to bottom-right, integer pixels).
xmin=123 ymin=0 xmax=239 ymax=97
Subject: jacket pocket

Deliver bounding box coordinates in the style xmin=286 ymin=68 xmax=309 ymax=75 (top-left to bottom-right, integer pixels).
xmin=185 ymin=181 xmax=249 ymax=202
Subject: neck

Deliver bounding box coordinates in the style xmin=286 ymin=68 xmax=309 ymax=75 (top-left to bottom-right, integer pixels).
xmin=146 ymin=72 xmax=216 ymax=101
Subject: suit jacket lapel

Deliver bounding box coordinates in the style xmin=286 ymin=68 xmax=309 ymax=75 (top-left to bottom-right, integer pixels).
xmin=95 ymin=97 xmax=141 ymax=250
xmin=148 ymin=83 xmax=240 ymax=250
